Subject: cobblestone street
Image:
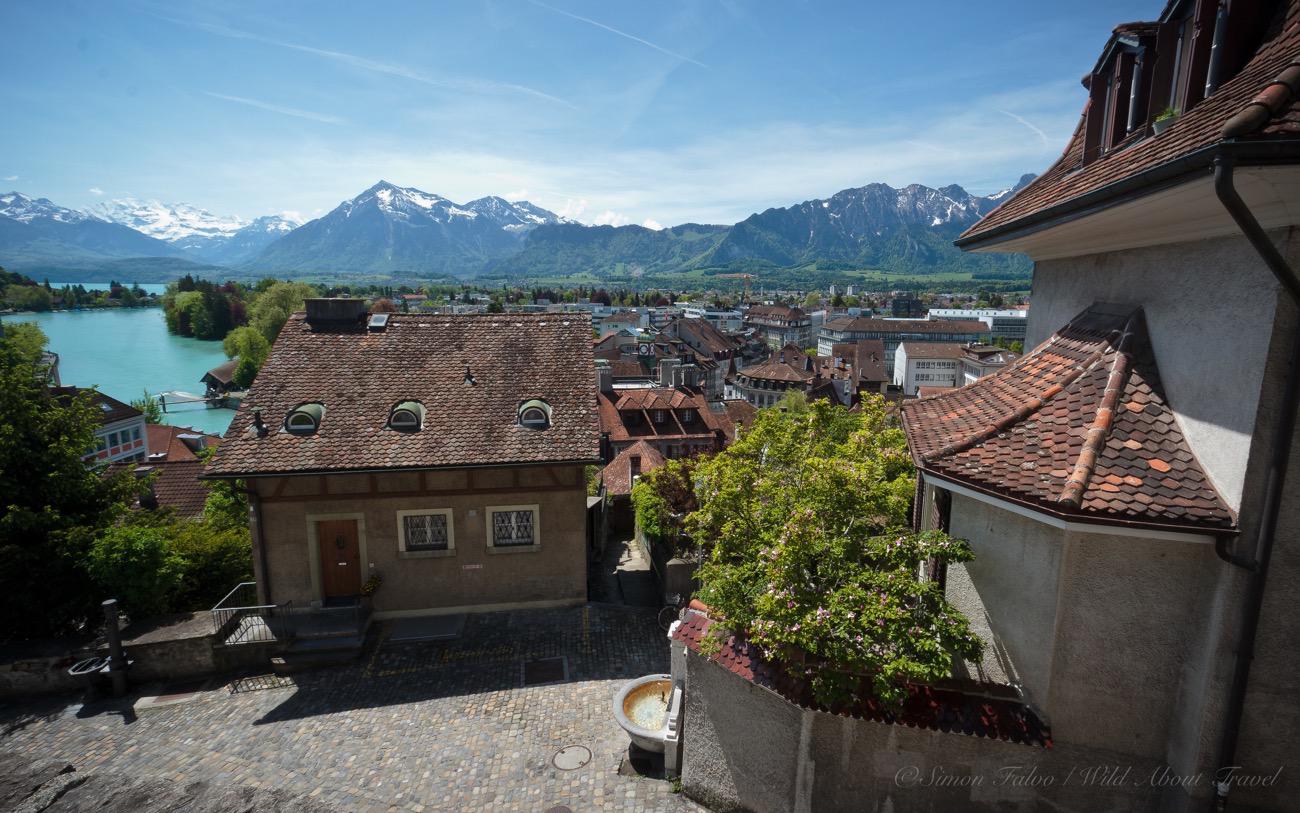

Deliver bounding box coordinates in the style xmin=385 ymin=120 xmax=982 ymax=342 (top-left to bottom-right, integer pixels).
xmin=0 ymin=605 xmax=701 ymax=812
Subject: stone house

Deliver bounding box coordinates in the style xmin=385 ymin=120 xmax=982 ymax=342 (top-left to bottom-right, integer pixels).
xmin=904 ymin=1 xmax=1300 ymax=809
xmin=204 ymin=300 xmax=601 ymax=617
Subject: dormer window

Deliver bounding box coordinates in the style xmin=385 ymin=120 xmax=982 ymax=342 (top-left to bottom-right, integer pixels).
xmin=285 ymin=403 xmax=325 ymax=435
xmin=518 ymin=399 xmax=552 ymax=429
xmin=389 ymin=401 xmax=425 ymax=432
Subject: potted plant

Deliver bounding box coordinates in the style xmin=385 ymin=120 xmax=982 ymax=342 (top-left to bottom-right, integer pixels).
xmin=1153 ymin=107 xmax=1179 ymax=135
xmin=360 ymin=573 xmax=382 ymax=607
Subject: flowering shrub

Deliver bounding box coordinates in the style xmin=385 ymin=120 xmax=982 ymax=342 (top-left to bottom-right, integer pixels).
xmin=361 ymin=573 xmax=383 ymax=596
xmin=631 ymin=457 xmax=701 ymax=559
xmin=689 ymin=396 xmax=983 ymax=708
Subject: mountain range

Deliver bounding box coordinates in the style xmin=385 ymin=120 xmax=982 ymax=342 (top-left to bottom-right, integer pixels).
xmin=0 ymin=174 xmax=1036 ymax=283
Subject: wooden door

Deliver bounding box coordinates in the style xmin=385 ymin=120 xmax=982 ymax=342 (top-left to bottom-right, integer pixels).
xmin=317 ymin=519 xmax=361 ymax=599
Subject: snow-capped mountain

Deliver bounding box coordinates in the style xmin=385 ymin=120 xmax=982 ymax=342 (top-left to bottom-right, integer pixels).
xmin=0 ymin=191 xmax=182 ymax=268
xmin=0 ymin=192 xmax=95 ymax=224
xmin=89 ymin=198 xmax=302 ymax=265
xmin=703 ymin=174 xmax=1037 ymax=269
xmin=250 ymin=181 xmax=564 ymax=275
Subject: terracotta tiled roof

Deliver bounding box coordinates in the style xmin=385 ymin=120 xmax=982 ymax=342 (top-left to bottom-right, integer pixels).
xmin=823 ymin=316 xmax=988 ymax=336
xmin=206 ymin=313 xmax=601 ymax=477
xmin=201 ymin=359 xmax=239 ymax=386
xmin=832 ymin=340 xmax=888 ymax=384
xmin=916 ymin=386 xmax=954 ymax=398
xmin=51 ymin=387 xmax=141 ymax=425
xmin=745 ymin=304 xmax=809 ymax=321
xmin=672 ymin=611 xmax=1052 ymax=748
xmin=962 ymin=2 xmax=1300 ymax=245
xmin=600 ymin=440 xmax=666 ymax=496
xmin=900 ymin=342 xmax=966 ymax=360
xmin=901 ymin=304 xmax=1234 ymax=531
xmin=738 ymin=344 xmax=815 ymax=383
xmin=662 ymin=316 xmax=736 ymax=356
xmin=146 ymin=424 xmax=222 ymax=462
xmin=721 ymin=399 xmax=757 ymax=435
xmin=598 ymin=386 xmax=725 ymax=444
xmin=142 ymin=460 xmax=210 ymax=518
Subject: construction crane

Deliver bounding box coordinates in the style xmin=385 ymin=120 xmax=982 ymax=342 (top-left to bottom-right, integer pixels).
xmin=717 ymin=273 xmax=756 ymax=302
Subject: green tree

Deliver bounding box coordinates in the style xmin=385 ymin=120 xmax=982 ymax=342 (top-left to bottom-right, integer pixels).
xmin=0 ymin=325 xmax=141 ymax=637
xmin=131 ymin=389 xmax=164 ymax=423
xmin=222 ymin=326 xmax=271 ymax=388
xmin=3 ymin=283 xmax=53 ymax=311
xmin=687 ymin=398 xmax=983 ymax=708
xmin=87 ymin=525 xmax=186 ymax=619
xmin=249 ymin=281 xmax=317 ymax=341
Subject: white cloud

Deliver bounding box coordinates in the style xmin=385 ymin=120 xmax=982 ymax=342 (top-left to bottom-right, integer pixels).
xmin=88 ymin=187 xmax=104 ymax=195
xmin=556 ymin=198 xmax=588 ymax=220
xmin=2 ymin=175 xmax=16 ymax=182
xmin=279 ymin=210 xmax=306 ymax=224
xmin=996 ymin=109 xmax=1050 ymax=149
xmin=204 ymin=92 xmax=346 ymax=125
xmin=641 ymin=218 xmax=665 ymax=230
xmin=591 ymin=210 xmax=630 ymax=227
xmin=502 ymin=189 xmax=529 ymax=201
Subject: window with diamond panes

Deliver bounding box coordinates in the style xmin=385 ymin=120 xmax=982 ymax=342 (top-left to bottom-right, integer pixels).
xmin=492 ymin=509 xmax=535 ymax=547
xmin=403 ymin=513 xmax=449 ymax=551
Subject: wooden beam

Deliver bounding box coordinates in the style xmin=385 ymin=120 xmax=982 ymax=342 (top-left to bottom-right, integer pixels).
xmin=258 ymin=482 xmax=583 ymax=505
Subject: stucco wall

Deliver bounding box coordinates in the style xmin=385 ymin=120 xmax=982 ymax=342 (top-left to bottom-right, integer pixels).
xmin=946 ymin=493 xmax=1063 ymax=711
xmin=1027 ymin=231 xmax=1294 ymax=510
xmin=677 ymin=649 xmax=1170 ymax=812
xmin=254 ymin=466 xmax=588 ymax=614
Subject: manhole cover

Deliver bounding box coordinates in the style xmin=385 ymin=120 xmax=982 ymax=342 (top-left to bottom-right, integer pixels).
xmin=552 ymin=745 xmax=592 ymax=771
xmin=523 ymin=656 xmax=568 ymax=686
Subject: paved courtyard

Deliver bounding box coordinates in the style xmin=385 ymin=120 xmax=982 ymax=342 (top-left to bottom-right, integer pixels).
xmin=0 ymin=605 xmax=701 ymax=812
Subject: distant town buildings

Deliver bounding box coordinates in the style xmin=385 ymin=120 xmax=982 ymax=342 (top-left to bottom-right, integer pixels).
xmin=928 ymin=307 xmax=1029 ymax=343
xmin=54 ymin=387 xmax=147 ymax=463
xmin=680 ymin=304 xmax=743 ymax=332
xmin=743 ymin=304 xmax=813 ymax=349
xmin=816 ymin=316 xmax=989 ymax=372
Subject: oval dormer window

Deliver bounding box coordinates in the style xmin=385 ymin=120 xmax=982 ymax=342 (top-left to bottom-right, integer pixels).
xmin=518 ymin=399 xmax=552 ymax=430
xmin=285 ymin=403 xmax=325 ymax=435
xmin=389 ymin=401 xmax=425 ymax=432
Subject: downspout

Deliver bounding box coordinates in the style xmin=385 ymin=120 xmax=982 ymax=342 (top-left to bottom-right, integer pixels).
xmin=1210 ymin=152 xmax=1300 ymax=810
xmin=246 ymin=486 xmax=273 ymax=606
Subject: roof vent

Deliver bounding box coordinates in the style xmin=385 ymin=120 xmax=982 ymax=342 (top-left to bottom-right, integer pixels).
xmin=305 ymin=298 xmax=367 ymax=328
xmin=368 ymin=313 xmax=390 ymax=332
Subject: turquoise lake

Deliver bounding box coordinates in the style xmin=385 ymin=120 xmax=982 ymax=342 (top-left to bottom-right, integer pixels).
xmin=2 ymin=305 xmax=237 ymax=435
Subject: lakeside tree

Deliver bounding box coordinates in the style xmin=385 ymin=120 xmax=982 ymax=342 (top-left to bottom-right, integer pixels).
xmin=0 ymin=324 xmax=142 ymax=637
xmin=222 ymin=326 xmax=272 ymax=389
xmin=130 ymin=389 xmax=164 ymax=423
xmin=687 ymin=396 xmax=983 ymax=708
xmin=248 ymin=281 xmax=318 ymax=341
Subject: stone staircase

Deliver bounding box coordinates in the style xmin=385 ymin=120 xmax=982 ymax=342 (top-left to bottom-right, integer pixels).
xmin=268 ymin=604 xmax=373 ymax=675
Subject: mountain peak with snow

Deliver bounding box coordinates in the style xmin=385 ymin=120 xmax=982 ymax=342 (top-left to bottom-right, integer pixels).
xmin=1 ymin=191 xmax=94 ymax=224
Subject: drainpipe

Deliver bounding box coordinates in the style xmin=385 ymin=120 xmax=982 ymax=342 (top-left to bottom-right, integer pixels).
xmin=247 ymin=487 xmax=273 ymax=606
xmin=1204 ymin=0 xmax=1231 ymax=98
xmin=1210 ymin=152 xmax=1300 ymax=810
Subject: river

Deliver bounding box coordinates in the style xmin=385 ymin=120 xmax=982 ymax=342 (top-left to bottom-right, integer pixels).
xmin=2 ymin=305 xmax=237 ymax=435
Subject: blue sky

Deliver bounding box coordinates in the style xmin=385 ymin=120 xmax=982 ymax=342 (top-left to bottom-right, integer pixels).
xmin=2 ymin=0 xmax=1153 ymax=227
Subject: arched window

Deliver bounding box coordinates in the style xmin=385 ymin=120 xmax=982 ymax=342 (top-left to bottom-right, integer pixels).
xmin=518 ymin=399 xmax=552 ymax=429
xmin=285 ymin=403 xmax=325 ymax=435
xmin=389 ymin=401 xmax=425 ymax=432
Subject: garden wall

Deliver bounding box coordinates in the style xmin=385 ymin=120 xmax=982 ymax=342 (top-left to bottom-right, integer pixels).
xmin=675 ymin=647 xmax=1193 ymax=812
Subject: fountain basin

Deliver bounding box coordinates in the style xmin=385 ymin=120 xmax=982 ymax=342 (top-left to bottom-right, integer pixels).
xmin=614 ymin=674 xmax=675 ymax=753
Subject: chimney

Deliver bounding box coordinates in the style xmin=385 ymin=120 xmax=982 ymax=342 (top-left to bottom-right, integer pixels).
xmin=658 ymin=358 xmax=680 ymax=387
xmin=305 ymin=298 xmax=367 ymax=328
xmin=596 ymin=361 xmax=614 ymax=394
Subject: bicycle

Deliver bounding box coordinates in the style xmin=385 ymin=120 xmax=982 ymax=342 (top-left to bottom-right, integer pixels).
xmin=657 ymin=592 xmax=689 ymax=631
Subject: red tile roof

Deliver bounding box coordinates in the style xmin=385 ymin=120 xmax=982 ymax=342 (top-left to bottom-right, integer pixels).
xmin=899 ymin=342 xmax=966 ymax=360
xmin=823 ymin=316 xmax=988 ymax=336
xmin=142 ymin=460 xmax=210 ymax=519
xmin=598 ymin=386 xmax=726 ymax=444
xmin=600 ymin=440 xmax=666 ymax=496
xmin=831 ymin=340 xmax=888 ymax=384
xmin=672 ymin=611 xmax=1052 ymax=748
xmin=146 ymin=424 xmax=222 ymax=462
xmin=961 ymin=2 xmax=1300 ymax=245
xmin=738 ymin=344 xmax=815 ymax=383
xmin=51 ymin=387 xmax=141 ymax=425
xmin=206 ymin=313 xmax=601 ymax=477
xmin=901 ymin=304 xmax=1234 ymax=531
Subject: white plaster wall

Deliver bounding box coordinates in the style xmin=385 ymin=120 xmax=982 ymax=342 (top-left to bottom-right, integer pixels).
xmin=1026 ymin=231 xmax=1296 ymax=510
xmin=946 ymin=493 xmax=1063 ymax=712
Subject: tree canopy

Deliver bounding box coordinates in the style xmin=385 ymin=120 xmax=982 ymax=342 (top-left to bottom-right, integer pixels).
xmin=688 ymin=396 xmax=983 ymax=707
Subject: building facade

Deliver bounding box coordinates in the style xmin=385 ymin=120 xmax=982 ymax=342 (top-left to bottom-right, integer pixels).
xmin=205 ymin=301 xmax=601 ymax=617
xmin=892 ymin=342 xmax=963 ymax=396
xmin=816 ymin=316 xmax=989 ymax=372
xmin=743 ymin=304 xmax=813 ymax=349
xmin=927 ymin=307 xmax=1029 ymax=343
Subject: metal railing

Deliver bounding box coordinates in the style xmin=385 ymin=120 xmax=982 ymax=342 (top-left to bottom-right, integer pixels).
xmin=211 ymin=582 xmax=293 ymax=645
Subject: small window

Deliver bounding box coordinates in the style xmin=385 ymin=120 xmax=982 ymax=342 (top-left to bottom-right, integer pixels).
xmin=488 ymin=505 xmax=538 ymax=549
xmin=108 ymin=432 xmax=119 ymax=447
xmin=681 ymin=409 xmax=694 ymax=423
xmin=131 ymin=427 xmax=141 ymax=441
xmin=397 ymin=509 xmax=454 ymax=554
xmin=518 ymin=399 xmax=552 ymax=429
xmin=389 ymin=401 xmax=425 ymax=432
xmin=653 ymin=410 xmax=666 ymax=424
xmin=285 ymin=403 xmax=325 ymax=435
